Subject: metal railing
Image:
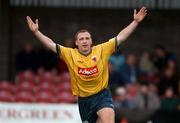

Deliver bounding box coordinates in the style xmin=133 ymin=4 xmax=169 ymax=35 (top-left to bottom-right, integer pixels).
xmin=9 ymin=0 xmax=180 ymax=9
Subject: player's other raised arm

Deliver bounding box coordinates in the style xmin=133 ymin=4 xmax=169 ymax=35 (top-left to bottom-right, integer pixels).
xmin=116 ymin=6 xmax=147 ymax=45
xmin=26 ymin=16 xmax=56 ymax=53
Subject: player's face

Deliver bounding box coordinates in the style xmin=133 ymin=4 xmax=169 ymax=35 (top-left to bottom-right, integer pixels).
xmin=76 ymin=32 xmax=92 ymax=54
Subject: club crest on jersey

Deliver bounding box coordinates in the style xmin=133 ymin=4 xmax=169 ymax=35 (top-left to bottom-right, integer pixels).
xmin=92 ymin=55 xmax=97 ymax=62
xmin=78 ymin=66 xmax=98 ymax=76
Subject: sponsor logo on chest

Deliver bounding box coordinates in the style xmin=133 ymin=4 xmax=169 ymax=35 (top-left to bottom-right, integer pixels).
xmin=78 ymin=66 xmax=98 ymax=76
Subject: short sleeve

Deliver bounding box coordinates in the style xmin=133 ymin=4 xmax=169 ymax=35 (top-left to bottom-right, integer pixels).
xmin=99 ymin=37 xmax=117 ymax=56
xmin=56 ymin=44 xmax=72 ymax=61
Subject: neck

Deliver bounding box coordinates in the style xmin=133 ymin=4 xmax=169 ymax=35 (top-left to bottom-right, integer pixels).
xmin=78 ymin=49 xmax=92 ymax=56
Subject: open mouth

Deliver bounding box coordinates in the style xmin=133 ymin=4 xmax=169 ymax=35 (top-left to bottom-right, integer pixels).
xmin=82 ymin=45 xmax=88 ymax=47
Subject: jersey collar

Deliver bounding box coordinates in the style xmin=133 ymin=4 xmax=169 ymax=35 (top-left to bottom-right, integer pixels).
xmin=78 ymin=48 xmax=92 ymax=57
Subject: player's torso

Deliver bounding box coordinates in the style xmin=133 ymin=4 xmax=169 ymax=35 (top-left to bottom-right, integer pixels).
xmin=69 ymin=46 xmax=104 ymax=82
xmin=60 ymin=39 xmax=115 ymax=96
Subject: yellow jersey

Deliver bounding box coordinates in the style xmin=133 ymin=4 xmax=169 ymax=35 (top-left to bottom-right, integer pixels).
xmin=57 ymin=38 xmax=116 ymax=97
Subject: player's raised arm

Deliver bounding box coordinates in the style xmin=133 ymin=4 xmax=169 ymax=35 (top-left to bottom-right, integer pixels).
xmin=26 ymin=16 xmax=56 ymax=53
xmin=116 ymin=6 xmax=147 ymax=45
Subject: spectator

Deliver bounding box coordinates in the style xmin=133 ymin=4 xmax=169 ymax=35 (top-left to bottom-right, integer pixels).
xmin=158 ymin=67 xmax=179 ymax=96
xmin=161 ymin=87 xmax=179 ymax=109
xmin=38 ymin=48 xmax=58 ymax=71
xmin=136 ymin=83 xmax=160 ymax=109
xmin=165 ymin=59 xmax=179 ymax=74
xmin=139 ymin=50 xmax=157 ymax=75
xmin=119 ymin=53 xmax=140 ymax=85
xmin=15 ymin=43 xmax=38 ymax=72
xmin=125 ymin=83 xmax=139 ymax=109
xmin=109 ymin=51 xmax=125 ymax=74
xmin=109 ymin=61 xmax=123 ymax=87
xmin=153 ymin=45 xmax=168 ymax=73
xmin=113 ymin=87 xmax=129 ymax=108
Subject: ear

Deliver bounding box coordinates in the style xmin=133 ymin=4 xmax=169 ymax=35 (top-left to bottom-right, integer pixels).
xmin=75 ymin=40 xmax=78 ymax=46
xmin=90 ymin=38 xmax=93 ymax=46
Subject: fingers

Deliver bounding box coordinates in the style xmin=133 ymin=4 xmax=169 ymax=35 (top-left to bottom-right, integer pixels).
xmin=134 ymin=9 xmax=137 ymax=15
xmin=140 ymin=6 xmax=147 ymax=14
xmin=143 ymin=10 xmax=147 ymax=16
xmin=35 ymin=19 xmax=38 ymax=25
xmin=136 ymin=6 xmax=147 ymax=17
xmin=140 ymin=6 xmax=146 ymax=12
xmin=26 ymin=16 xmax=34 ymax=24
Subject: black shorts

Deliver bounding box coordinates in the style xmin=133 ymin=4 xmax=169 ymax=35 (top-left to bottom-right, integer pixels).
xmin=78 ymin=88 xmax=114 ymax=123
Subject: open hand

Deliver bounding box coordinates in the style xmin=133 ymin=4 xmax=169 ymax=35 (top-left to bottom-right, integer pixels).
xmin=134 ymin=6 xmax=147 ymax=23
xmin=26 ymin=16 xmax=39 ymax=33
